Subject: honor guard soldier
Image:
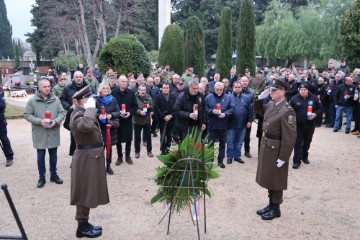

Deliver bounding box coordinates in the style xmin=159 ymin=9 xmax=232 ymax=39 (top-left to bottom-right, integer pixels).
xmin=254 ymin=80 xmax=297 ymax=220
xmin=70 ymin=85 xmax=109 ymax=238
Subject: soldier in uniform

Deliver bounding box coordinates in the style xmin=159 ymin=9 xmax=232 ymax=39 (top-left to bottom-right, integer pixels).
xmin=254 ymin=80 xmax=297 ymax=220
xmin=70 ymin=85 xmax=109 ymax=238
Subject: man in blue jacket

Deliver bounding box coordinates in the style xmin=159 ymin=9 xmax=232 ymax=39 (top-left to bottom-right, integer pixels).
xmin=205 ymin=82 xmax=234 ymax=168
xmin=227 ymin=81 xmax=253 ymax=164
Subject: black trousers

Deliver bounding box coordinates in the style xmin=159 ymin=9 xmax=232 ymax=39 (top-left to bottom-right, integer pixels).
xmin=353 ymin=102 xmax=360 ymax=131
xmin=243 ymin=127 xmax=251 ymax=153
xmin=134 ymin=124 xmax=152 ymax=153
xmin=151 ymin=115 xmax=158 ymax=133
xmin=256 ymin=117 xmax=264 ymax=152
xmin=323 ymin=102 xmax=330 ymax=124
xmin=293 ymin=124 xmax=315 ymax=164
xmin=159 ymin=124 xmax=173 ymax=154
xmin=316 ymin=108 xmax=323 ymax=125
xmin=208 ymin=129 xmax=227 ymax=163
xmin=0 ymin=123 xmax=14 ymax=160
xmin=116 ymin=141 xmax=131 ymax=157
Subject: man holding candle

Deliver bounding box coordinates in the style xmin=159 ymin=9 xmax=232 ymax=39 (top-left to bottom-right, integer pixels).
xmin=133 ymin=85 xmax=154 ymax=158
xmin=112 ymin=75 xmax=138 ymax=165
xmin=289 ymin=83 xmax=322 ymax=169
xmin=24 ymin=78 xmax=66 ymax=188
xmin=205 ymin=82 xmax=234 ymax=168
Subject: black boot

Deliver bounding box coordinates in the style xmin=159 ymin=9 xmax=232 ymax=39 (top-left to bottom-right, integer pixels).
xmin=261 ymin=204 xmax=281 ymax=220
xmin=256 ymin=198 xmax=272 ymax=216
xmin=76 ymin=221 xmax=102 ymax=238
xmin=106 ymin=163 xmax=114 ymax=175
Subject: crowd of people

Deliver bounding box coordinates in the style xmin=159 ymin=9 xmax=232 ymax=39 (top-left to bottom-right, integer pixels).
xmin=0 ymin=59 xmax=359 ymax=235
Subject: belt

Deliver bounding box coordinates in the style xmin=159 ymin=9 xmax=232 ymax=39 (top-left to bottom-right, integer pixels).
xmin=262 ymin=132 xmax=282 ymax=140
xmin=77 ymin=143 xmax=103 ymax=150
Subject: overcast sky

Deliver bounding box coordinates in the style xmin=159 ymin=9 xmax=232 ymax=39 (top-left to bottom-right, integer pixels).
xmin=4 ymin=0 xmax=35 ymax=40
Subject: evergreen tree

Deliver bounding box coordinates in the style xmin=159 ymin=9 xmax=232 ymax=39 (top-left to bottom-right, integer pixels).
xmin=183 ymin=16 xmax=205 ymax=76
xmin=0 ymin=0 xmax=13 ymax=58
xmin=237 ymin=0 xmax=256 ymax=76
xmin=216 ymin=7 xmax=232 ymax=79
xmin=339 ymin=0 xmax=360 ymax=69
xmin=14 ymin=41 xmax=20 ymax=68
xmin=158 ymin=24 xmax=184 ymax=74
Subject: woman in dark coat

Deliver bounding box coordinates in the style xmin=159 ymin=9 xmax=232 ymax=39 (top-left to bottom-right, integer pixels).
xmin=111 ymin=75 xmax=138 ymax=165
xmin=96 ymin=83 xmax=120 ymax=175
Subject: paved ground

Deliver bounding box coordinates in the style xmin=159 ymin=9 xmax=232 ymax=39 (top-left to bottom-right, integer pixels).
xmin=0 ymin=118 xmax=359 ymax=239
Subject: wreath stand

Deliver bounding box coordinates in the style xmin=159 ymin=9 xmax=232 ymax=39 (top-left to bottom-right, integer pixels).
xmin=159 ymin=140 xmax=208 ymax=240
xmin=0 ymin=184 xmax=28 ymax=240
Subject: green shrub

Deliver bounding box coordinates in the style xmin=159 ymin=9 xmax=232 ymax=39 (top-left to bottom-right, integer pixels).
xmin=98 ymin=35 xmax=151 ymax=76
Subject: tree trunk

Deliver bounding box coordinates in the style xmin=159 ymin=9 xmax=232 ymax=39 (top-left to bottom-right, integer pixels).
xmin=78 ymin=0 xmax=94 ymax=68
xmin=115 ymin=12 xmax=122 ymax=37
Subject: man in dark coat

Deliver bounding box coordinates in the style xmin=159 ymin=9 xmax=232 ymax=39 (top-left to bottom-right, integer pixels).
xmin=70 ymin=85 xmax=109 ymax=238
xmin=173 ymin=80 xmax=207 ymax=140
xmin=254 ymin=80 xmax=297 ymax=220
xmin=205 ymin=82 xmax=234 ymax=168
xmin=112 ymin=75 xmax=138 ymax=165
xmin=0 ymin=94 xmax=14 ymax=167
xmin=60 ymin=71 xmax=90 ymax=156
xmin=155 ymin=82 xmax=177 ymax=155
xmin=289 ymin=83 xmax=323 ymax=169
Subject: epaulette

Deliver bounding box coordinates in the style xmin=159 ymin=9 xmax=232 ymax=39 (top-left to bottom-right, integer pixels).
xmin=285 ymin=102 xmax=292 ymax=109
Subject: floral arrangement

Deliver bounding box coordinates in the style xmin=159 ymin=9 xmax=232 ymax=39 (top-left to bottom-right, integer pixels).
xmin=151 ymin=128 xmax=219 ymax=213
xmin=2 ymin=81 xmax=11 ymax=91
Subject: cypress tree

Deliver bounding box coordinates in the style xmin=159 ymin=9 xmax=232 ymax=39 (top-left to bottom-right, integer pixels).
xmin=0 ymin=0 xmax=13 ymax=58
xmin=14 ymin=41 xmax=20 ymax=68
xmin=236 ymin=0 xmax=256 ymax=76
xmin=216 ymin=7 xmax=232 ymax=80
xmin=183 ymin=16 xmax=205 ymax=76
xmin=339 ymin=0 xmax=360 ymax=69
xmin=158 ymin=24 xmax=184 ymax=74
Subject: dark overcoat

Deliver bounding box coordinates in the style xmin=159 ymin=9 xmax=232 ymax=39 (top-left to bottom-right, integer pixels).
xmin=254 ymin=99 xmax=297 ymax=190
xmin=111 ymin=87 xmax=138 ymax=142
xmin=70 ymin=107 xmax=109 ymax=208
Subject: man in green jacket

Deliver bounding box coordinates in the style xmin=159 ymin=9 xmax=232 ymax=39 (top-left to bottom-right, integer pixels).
xmin=24 ymin=79 xmax=66 ymax=188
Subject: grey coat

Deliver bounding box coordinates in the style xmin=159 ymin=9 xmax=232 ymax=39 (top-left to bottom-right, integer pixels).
xmin=24 ymin=91 xmax=65 ymax=149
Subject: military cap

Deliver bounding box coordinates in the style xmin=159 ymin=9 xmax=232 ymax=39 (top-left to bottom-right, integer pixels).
xmin=270 ymin=79 xmax=290 ymax=91
xmin=72 ymin=85 xmax=97 ymax=100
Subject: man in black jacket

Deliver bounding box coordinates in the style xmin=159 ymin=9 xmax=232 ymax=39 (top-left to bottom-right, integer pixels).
xmin=60 ymin=71 xmax=90 ymax=156
xmin=155 ymin=83 xmax=177 ymax=154
xmin=289 ymin=83 xmax=323 ymax=169
xmin=0 ymin=94 xmax=14 ymax=167
xmin=173 ymin=80 xmax=206 ymax=140
xmin=112 ymin=75 xmax=138 ymax=165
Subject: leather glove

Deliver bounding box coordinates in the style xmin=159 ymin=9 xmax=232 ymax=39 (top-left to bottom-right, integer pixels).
xmin=276 ymin=159 xmax=285 ymax=168
xmin=258 ymin=88 xmax=270 ymax=100
xmin=84 ymin=97 xmax=96 ymax=109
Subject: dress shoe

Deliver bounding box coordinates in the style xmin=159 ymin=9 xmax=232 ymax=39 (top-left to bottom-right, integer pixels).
xmin=244 ymin=152 xmax=252 ymax=158
xmin=37 ymin=178 xmax=46 ymax=188
xmin=50 ymin=175 xmax=63 ymax=184
xmin=302 ymin=158 xmax=310 ymax=164
xmin=76 ymin=224 xmax=102 ymax=238
xmin=227 ymin=159 xmax=232 ymax=164
xmin=143 ymin=142 xmax=147 ymax=146
xmin=234 ymin=158 xmax=245 ymax=164
xmin=115 ymin=157 xmax=123 ymax=166
xmin=147 ymin=152 xmax=154 ymax=157
xmin=256 ymin=204 xmax=271 ymax=216
xmin=358 ymin=135 xmax=360 ymax=139
xmin=292 ymin=163 xmax=300 ymax=169
xmin=261 ymin=205 xmax=281 ymax=220
xmin=151 ymin=131 xmax=158 ymax=137
xmin=6 ymin=159 xmax=13 ymax=167
xmin=333 ymin=128 xmax=339 ymax=132
xmin=351 ymin=129 xmax=358 ymax=133
xmin=135 ymin=153 xmax=140 ymax=158
xmin=352 ymin=131 xmax=360 ymax=135
xmin=106 ymin=165 xmax=114 ymax=175
xmin=218 ymin=162 xmax=225 ymax=168
xmin=345 ymin=129 xmax=350 ymax=134
xmin=125 ymin=156 xmax=133 ymax=165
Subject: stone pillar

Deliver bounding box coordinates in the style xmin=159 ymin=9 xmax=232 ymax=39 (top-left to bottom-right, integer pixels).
xmin=158 ymin=0 xmax=171 ymax=48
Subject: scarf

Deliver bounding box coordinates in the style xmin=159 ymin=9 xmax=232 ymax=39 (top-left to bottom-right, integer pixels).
xmin=99 ymin=95 xmax=113 ymax=105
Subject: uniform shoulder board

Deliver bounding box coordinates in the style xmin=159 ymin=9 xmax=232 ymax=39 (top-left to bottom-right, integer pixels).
xmin=285 ymin=102 xmax=292 ymax=109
